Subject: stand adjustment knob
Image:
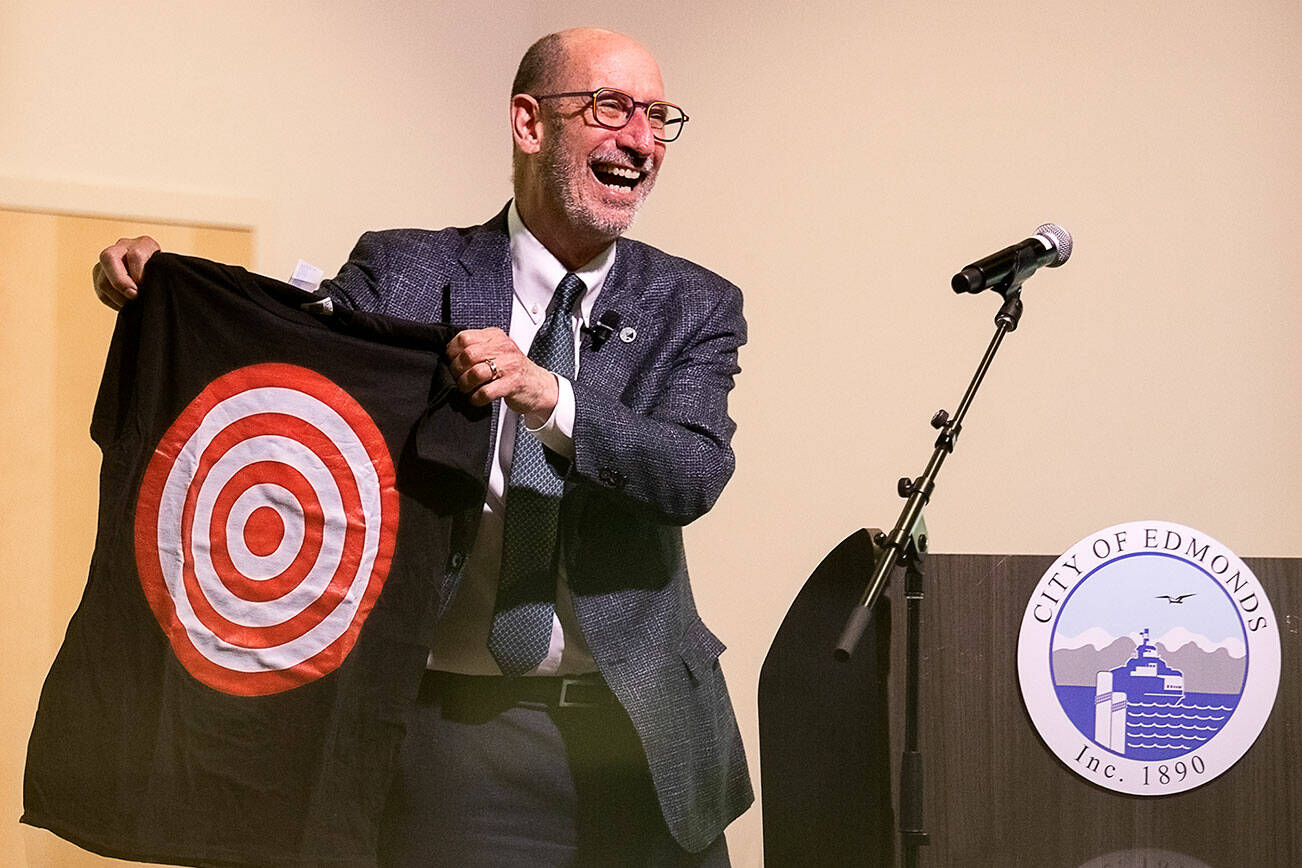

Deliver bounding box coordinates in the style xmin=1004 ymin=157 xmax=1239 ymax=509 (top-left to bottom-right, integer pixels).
xmin=931 ymin=410 xmax=950 ymax=430
xmin=898 ymin=477 xmax=916 ymax=497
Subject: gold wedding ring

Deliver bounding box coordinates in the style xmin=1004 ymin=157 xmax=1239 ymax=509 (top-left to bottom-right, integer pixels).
xmin=484 ymin=357 xmax=501 ymax=381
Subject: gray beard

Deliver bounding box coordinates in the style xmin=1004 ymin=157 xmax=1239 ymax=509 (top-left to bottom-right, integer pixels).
xmin=542 ymin=142 xmax=654 ymax=239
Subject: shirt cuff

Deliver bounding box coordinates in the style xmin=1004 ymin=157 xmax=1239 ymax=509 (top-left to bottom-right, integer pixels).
xmin=524 ymin=373 xmax=576 ymax=460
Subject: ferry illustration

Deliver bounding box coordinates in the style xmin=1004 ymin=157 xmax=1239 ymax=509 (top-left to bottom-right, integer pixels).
xmin=1104 ymin=628 xmax=1184 ymax=704
xmin=1092 ymin=627 xmax=1236 ymax=758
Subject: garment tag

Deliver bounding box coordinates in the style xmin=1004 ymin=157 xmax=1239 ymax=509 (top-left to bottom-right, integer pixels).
xmin=287 ymin=260 xmax=333 ymax=314
xmin=288 ymin=259 xmax=325 ymax=293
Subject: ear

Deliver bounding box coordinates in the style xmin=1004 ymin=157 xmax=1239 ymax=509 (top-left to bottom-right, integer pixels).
xmin=511 ymin=94 xmax=544 ymax=155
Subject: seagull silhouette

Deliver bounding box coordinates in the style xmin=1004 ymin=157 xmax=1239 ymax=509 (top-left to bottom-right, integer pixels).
xmin=1156 ymin=593 xmax=1196 ymax=604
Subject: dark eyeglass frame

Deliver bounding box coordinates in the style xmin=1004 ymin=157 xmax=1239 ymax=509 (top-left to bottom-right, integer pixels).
xmin=533 ymin=88 xmax=689 ymax=143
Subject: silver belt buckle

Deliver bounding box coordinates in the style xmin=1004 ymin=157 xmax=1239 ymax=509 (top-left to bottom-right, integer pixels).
xmin=558 ymin=676 xmax=596 ymax=708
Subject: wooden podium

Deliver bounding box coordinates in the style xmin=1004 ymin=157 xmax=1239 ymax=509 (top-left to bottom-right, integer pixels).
xmin=760 ymin=538 xmax=1300 ymax=866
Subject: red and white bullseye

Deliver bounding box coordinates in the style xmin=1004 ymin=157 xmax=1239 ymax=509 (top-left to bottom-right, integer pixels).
xmin=226 ymin=486 xmax=301 ymax=576
xmin=135 ymin=364 xmax=398 ymax=696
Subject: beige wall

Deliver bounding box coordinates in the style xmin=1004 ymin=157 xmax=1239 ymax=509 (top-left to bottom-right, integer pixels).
xmin=3 ymin=1 xmax=1299 ymax=864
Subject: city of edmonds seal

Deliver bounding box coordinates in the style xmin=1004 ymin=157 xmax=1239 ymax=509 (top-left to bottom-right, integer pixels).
xmin=1018 ymin=521 xmax=1280 ymax=795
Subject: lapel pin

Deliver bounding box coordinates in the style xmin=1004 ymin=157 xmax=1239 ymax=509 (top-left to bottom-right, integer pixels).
xmin=619 ymin=326 xmax=637 ymax=343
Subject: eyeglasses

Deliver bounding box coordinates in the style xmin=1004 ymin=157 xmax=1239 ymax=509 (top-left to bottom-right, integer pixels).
xmin=533 ymin=88 xmax=689 ymax=143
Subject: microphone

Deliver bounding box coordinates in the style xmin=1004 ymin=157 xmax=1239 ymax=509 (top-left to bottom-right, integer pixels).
xmin=582 ymin=310 xmax=621 ymax=349
xmin=951 ymin=223 xmax=1073 ymax=294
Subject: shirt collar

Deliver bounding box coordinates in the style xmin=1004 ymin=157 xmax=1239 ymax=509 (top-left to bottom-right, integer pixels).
xmin=507 ymin=200 xmax=616 ymax=326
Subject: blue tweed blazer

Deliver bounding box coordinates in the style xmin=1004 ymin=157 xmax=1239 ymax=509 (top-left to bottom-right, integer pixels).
xmin=321 ymin=206 xmax=753 ymax=852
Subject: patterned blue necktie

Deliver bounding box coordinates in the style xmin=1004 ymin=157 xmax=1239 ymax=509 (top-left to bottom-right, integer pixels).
xmin=490 ymin=272 xmax=586 ymax=675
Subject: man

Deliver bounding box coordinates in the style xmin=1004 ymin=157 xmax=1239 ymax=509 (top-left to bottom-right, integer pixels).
xmin=94 ymin=27 xmax=750 ymax=866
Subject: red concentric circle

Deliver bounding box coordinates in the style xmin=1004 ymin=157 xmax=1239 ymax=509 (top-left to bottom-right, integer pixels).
xmin=134 ymin=363 xmax=398 ymax=696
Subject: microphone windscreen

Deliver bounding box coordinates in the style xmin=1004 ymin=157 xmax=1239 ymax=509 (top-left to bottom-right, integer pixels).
xmin=1035 ymin=223 xmax=1073 ymax=267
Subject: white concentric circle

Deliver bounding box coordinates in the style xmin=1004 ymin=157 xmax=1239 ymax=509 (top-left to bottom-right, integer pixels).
xmin=135 ymin=363 xmax=398 ymax=696
xmin=225 ymin=484 xmax=305 ymax=580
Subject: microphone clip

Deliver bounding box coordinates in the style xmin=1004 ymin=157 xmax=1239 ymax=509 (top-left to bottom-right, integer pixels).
xmin=583 ymin=310 xmax=622 ymax=350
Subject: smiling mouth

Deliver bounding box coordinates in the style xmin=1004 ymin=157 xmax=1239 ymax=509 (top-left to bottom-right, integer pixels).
xmin=591 ymin=162 xmax=645 ymax=193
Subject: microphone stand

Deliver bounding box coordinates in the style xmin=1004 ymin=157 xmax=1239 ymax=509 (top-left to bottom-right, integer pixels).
xmin=834 ymin=285 xmax=1027 ymax=868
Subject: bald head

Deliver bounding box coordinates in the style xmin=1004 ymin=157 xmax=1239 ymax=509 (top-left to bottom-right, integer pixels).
xmin=511 ymin=31 xmax=566 ymax=97
xmin=511 ymin=28 xmax=662 ymax=98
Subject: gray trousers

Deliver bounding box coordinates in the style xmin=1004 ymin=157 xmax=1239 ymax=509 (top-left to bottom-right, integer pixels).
xmin=377 ymin=672 xmax=731 ymax=867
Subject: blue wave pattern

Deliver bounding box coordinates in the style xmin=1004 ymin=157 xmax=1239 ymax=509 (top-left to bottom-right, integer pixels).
xmin=1054 ymin=686 xmax=1239 ymax=760
xmin=1124 ymin=696 xmax=1236 ymax=759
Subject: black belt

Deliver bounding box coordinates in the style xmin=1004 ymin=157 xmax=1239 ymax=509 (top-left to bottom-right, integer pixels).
xmin=422 ymin=670 xmax=620 ymax=710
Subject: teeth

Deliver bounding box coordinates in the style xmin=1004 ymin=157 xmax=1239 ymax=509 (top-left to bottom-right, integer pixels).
xmin=596 ymin=164 xmax=641 ymax=180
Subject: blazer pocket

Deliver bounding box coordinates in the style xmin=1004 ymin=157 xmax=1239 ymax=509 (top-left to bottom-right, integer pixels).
xmin=679 ymin=618 xmax=727 ymax=687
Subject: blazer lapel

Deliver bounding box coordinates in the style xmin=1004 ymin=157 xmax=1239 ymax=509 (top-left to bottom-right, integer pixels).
xmin=579 ymin=237 xmax=645 ymax=387
xmin=448 ymin=207 xmax=513 ymax=471
xmin=450 ymin=207 xmax=513 ymax=331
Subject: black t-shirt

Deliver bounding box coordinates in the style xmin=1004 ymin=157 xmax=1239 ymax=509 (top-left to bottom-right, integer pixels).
xmin=23 ymin=253 xmax=488 ymax=866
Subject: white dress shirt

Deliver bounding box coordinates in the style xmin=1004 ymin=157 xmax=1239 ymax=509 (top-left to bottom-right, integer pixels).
xmin=427 ymin=201 xmax=616 ymax=675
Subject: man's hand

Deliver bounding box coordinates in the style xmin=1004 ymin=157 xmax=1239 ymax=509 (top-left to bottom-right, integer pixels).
xmin=93 ymin=236 xmax=161 ymax=309
xmin=446 ymin=328 xmax=559 ymax=427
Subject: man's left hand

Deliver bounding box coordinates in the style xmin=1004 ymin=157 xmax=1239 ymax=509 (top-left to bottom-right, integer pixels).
xmin=446 ymin=328 xmax=558 ymax=427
